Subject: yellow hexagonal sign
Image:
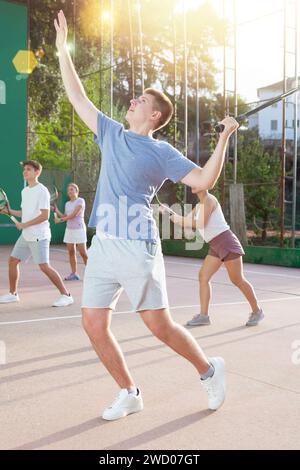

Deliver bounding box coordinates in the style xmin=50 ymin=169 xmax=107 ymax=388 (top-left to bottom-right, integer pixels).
xmin=12 ymin=50 xmax=38 ymax=75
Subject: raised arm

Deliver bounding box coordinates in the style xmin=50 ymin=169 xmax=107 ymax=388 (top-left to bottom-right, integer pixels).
xmin=181 ymin=116 xmax=239 ymax=191
xmin=54 ymin=10 xmax=99 ymax=135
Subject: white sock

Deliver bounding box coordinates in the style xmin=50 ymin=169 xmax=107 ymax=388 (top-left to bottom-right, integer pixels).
xmin=200 ymin=364 xmax=215 ymax=381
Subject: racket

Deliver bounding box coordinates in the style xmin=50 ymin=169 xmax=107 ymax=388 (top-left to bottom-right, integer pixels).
xmin=215 ymin=85 xmax=300 ymax=133
xmin=155 ymin=194 xmax=177 ymax=215
xmin=47 ymin=184 xmax=59 ymax=221
xmin=0 ymin=188 xmax=18 ymax=224
xmin=49 ymin=185 xmax=59 ymax=210
xmin=154 ymin=179 xmax=188 ymax=215
xmin=154 ymin=187 xmax=197 ymax=242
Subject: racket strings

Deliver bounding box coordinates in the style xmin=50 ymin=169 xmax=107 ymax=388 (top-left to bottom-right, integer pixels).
xmin=49 ymin=185 xmax=58 ymax=202
xmin=50 ymin=193 xmax=58 ymax=203
xmin=0 ymin=189 xmax=9 ymax=211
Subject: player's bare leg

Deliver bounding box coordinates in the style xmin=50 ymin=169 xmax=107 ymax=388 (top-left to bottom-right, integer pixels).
xmin=39 ymin=263 xmax=69 ymax=295
xmin=140 ymin=308 xmax=211 ymax=374
xmin=224 ymin=257 xmax=264 ymax=326
xmin=224 ymin=257 xmax=259 ymax=312
xmin=186 ymin=255 xmax=222 ymax=327
xmin=66 ymin=243 xmax=77 ymax=273
xmin=78 ymin=243 xmax=88 ymax=265
xmin=199 ymin=256 xmax=222 ymax=315
xmin=82 ymin=308 xmax=135 ymax=389
xmin=8 ymin=256 xmax=21 ymax=294
xmin=140 ymin=308 xmax=226 ymax=410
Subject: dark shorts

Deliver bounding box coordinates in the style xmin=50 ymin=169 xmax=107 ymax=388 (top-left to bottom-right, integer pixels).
xmin=208 ymin=230 xmax=245 ymax=262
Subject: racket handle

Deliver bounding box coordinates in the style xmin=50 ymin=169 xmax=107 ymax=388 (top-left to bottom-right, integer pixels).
xmin=10 ymin=215 xmax=18 ymax=224
xmin=215 ymin=123 xmax=225 ymax=133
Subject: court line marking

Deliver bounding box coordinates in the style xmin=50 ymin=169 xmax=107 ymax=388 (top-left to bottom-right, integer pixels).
xmin=164 ymin=260 xmax=300 ymax=280
xmin=0 ymin=295 xmax=299 ymax=326
xmin=50 ymin=248 xmax=300 ymax=280
xmin=167 ymin=273 xmax=300 ymax=297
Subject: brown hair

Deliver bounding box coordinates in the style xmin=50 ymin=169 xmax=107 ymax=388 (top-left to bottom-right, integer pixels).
xmin=21 ymin=160 xmax=42 ymax=172
xmin=68 ymin=183 xmax=79 ymax=194
xmin=144 ymin=88 xmax=174 ymax=131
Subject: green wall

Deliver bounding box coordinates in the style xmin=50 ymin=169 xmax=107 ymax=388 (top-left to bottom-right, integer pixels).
xmin=162 ymin=240 xmax=300 ymax=269
xmin=0 ymin=0 xmax=28 ymax=244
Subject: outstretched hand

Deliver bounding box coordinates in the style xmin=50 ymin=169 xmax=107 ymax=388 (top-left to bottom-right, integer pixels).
xmin=54 ymin=10 xmax=68 ymax=50
xmin=0 ymin=205 xmax=9 ymax=215
xmin=219 ymin=116 xmax=239 ymax=137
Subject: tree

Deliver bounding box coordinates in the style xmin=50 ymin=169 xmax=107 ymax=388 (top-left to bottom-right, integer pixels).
xmin=23 ymin=0 xmax=227 ymax=168
xmin=234 ymin=136 xmax=280 ymax=242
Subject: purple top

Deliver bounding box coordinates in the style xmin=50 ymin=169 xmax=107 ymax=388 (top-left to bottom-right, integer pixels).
xmin=65 ymin=197 xmax=86 ymax=230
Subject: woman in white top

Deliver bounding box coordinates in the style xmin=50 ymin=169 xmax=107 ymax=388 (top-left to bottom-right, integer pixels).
xmin=164 ymin=190 xmax=264 ymax=327
xmin=55 ymin=183 xmax=88 ymax=281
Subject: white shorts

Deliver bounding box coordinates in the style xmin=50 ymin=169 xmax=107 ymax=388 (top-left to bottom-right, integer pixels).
xmin=82 ymin=235 xmax=169 ymax=312
xmin=11 ymin=235 xmax=50 ymax=265
xmin=63 ymin=227 xmax=87 ymax=244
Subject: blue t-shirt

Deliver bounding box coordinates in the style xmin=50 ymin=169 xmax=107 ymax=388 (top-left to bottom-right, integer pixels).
xmin=89 ymin=112 xmax=197 ymax=242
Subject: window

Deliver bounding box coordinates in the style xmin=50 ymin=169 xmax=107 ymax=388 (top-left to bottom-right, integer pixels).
xmin=271 ymin=120 xmax=278 ymax=131
xmin=292 ymin=120 xmax=300 ymax=128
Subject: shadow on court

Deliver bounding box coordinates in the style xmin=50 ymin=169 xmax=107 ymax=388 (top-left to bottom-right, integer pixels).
xmin=1 ymin=246 xmax=300 ymax=450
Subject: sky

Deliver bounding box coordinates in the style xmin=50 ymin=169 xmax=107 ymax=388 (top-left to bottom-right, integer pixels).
xmin=183 ymin=0 xmax=300 ymax=103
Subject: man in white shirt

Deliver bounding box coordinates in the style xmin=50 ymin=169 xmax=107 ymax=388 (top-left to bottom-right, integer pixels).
xmin=0 ymin=160 xmax=74 ymax=307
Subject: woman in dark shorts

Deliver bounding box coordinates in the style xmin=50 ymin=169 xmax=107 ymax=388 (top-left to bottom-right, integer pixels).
xmin=164 ymin=190 xmax=264 ymax=327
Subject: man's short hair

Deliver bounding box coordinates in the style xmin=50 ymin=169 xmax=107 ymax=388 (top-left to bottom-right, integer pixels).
xmin=144 ymin=88 xmax=174 ymax=131
xmin=21 ymin=160 xmax=42 ymax=172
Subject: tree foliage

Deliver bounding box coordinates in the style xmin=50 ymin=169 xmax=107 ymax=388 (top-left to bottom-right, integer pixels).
xmin=22 ymin=0 xmax=231 ymax=169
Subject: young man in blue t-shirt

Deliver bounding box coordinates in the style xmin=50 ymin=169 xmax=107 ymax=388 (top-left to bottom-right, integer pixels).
xmin=55 ymin=10 xmax=239 ymax=421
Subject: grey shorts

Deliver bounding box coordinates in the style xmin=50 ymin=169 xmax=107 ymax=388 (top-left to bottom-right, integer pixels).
xmin=82 ymin=235 xmax=169 ymax=312
xmin=11 ymin=235 xmax=50 ymax=265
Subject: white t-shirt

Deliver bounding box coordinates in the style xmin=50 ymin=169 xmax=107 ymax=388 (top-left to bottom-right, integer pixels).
xmin=195 ymin=201 xmax=229 ymax=243
xmin=21 ymin=183 xmax=51 ymax=242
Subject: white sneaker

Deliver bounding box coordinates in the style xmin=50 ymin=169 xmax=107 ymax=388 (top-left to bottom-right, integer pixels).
xmin=52 ymin=294 xmax=74 ymax=307
xmin=0 ymin=293 xmax=20 ymax=304
xmin=102 ymin=388 xmax=143 ymax=421
xmin=200 ymin=357 xmax=226 ymax=411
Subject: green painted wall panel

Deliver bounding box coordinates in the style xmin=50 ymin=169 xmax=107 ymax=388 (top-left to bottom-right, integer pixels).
xmin=162 ymin=240 xmax=300 ymax=269
xmin=0 ymin=0 xmax=28 ymax=244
